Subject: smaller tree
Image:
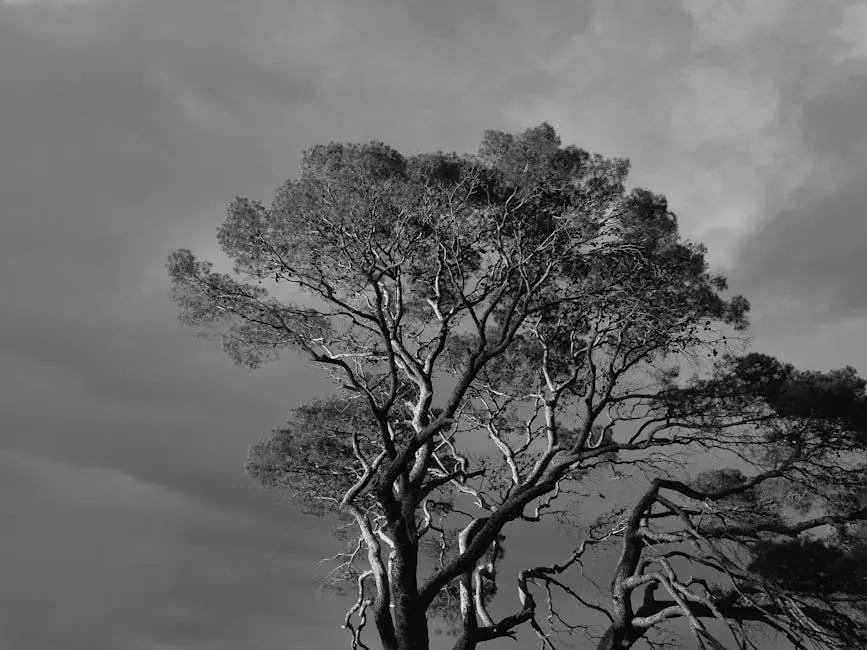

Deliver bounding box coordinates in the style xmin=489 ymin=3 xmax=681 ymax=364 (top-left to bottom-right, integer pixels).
xmin=595 ymin=354 xmax=867 ymax=650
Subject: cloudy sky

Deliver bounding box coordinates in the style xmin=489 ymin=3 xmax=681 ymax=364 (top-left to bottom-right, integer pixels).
xmin=1 ymin=0 xmax=866 ymax=648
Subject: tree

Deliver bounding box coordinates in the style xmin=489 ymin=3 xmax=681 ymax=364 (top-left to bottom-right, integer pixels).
xmin=595 ymin=353 xmax=867 ymax=649
xmin=167 ymin=125 xmax=866 ymax=650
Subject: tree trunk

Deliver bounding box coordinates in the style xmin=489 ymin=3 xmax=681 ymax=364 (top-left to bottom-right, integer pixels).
xmin=391 ymin=600 xmax=429 ymax=650
xmin=596 ymin=625 xmax=643 ymax=650
xmin=391 ymin=534 xmax=430 ymax=650
xmin=389 ymin=568 xmax=430 ymax=650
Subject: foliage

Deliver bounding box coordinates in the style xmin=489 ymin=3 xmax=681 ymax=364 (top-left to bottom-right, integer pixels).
xmin=749 ymin=538 xmax=867 ymax=595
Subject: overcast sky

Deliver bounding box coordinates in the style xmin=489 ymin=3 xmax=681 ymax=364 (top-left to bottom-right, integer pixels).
xmin=1 ymin=1 xmax=866 ymax=648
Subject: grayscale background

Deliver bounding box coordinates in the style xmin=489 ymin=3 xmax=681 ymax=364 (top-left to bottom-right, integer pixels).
xmin=1 ymin=1 xmax=865 ymax=648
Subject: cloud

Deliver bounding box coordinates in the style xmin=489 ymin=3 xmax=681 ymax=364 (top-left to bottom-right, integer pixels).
xmin=681 ymin=0 xmax=791 ymax=47
xmin=835 ymin=3 xmax=867 ymax=60
xmin=0 ymin=450 xmax=213 ymax=512
xmin=728 ymin=52 xmax=867 ymax=363
xmin=2 ymin=0 xmax=107 ymax=5
xmin=0 ymin=450 xmax=342 ymax=650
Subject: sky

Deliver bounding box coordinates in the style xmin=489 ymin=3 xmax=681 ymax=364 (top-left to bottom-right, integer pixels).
xmin=1 ymin=0 xmax=866 ymax=648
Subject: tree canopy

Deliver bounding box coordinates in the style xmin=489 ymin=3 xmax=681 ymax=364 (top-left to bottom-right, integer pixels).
xmin=168 ymin=124 xmax=866 ymax=650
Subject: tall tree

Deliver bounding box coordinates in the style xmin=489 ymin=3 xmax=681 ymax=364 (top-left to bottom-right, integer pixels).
xmin=168 ymin=125 xmax=865 ymax=649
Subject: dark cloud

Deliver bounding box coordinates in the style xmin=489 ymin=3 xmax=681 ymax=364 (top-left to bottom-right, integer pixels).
xmin=734 ymin=171 xmax=867 ymax=316
xmin=800 ymin=67 xmax=867 ymax=162
xmin=0 ymin=450 xmax=343 ymax=650
xmin=729 ymin=63 xmax=867 ymax=362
